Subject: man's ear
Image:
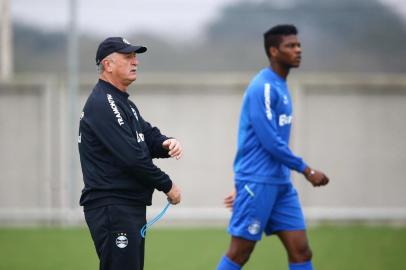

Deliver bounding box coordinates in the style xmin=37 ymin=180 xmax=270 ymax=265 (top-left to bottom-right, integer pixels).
xmin=104 ymin=59 xmax=113 ymax=72
xmin=270 ymin=46 xmax=278 ymax=59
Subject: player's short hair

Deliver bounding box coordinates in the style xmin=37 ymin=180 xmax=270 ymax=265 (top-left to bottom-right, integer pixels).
xmin=264 ymin=24 xmax=298 ymax=59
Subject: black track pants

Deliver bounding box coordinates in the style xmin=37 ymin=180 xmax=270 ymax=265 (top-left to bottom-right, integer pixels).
xmin=84 ymin=205 xmax=147 ymax=270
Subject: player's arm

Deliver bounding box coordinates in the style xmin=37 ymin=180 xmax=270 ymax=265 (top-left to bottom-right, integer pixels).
xmin=249 ymin=84 xmax=329 ymax=186
xmin=84 ymin=96 xmax=173 ymax=193
xmin=303 ymin=167 xmax=329 ymax=187
xmin=249 ymin=84 xmax=306 ymax=172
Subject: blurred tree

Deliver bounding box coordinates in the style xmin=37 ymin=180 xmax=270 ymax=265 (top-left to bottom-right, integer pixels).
xmin=13 ymin=23 xmax=67 ymax=74
xmin=13 ymin=23 xmax=185 ymax=74
xmin=204 ymin=0 xmax=406 ymax=72
xmin=12 ymin=0 xmax=406 ymax=73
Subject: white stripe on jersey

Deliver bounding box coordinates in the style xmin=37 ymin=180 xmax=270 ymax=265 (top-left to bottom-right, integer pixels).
xmin=264 ymin=83 xmax=272 ymax=120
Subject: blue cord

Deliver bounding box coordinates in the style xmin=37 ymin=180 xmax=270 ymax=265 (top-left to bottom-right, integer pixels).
xmin=140 ymin=202 xmax=171 ymax=238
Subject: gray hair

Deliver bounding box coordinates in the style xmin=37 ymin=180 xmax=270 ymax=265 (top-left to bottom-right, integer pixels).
xmin=97 ymin=63 xmax=105 ymax=74
xmin=97 ymin=52 xmax=115 ymax=74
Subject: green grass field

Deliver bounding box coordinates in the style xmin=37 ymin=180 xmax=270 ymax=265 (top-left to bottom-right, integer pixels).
xmin=0 ymin=226 xmax=405 ymax=270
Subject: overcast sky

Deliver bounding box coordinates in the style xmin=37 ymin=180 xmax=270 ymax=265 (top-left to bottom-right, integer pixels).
xmin=10 ymin=0 xmax=406 ymax=42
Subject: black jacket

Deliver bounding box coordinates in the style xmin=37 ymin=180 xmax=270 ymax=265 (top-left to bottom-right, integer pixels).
xmin=78 ymin=79 xmax=172 ymax=209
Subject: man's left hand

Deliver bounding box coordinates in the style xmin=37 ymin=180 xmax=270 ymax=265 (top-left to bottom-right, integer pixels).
xmin=162 ymin=138 xmax=183 ymax=160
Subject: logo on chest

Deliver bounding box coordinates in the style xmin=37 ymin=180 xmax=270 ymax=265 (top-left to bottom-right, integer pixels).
xmin=279 ymin=114 xmax=292 ymax=126
xmin=130 ymin=107 xmax=145 ymax=143
xmin=136 ymin=131 xmax=145 ymax=143
xmin=283 ymin=95 xmax=289 ymax=105
xmin=131 ymin=107 xmax=139 ymax=121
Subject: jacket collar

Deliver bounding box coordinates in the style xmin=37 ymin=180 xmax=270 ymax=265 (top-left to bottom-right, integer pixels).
xmin=98 ymin=79 xmax=130 ymax=101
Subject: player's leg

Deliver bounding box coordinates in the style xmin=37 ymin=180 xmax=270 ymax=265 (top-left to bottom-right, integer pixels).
xmin=264 ymin=184 xmax=313 ymax=270
xmin=277 ymin=230 xmax=313 ymax=269
xmin=217 ymin=236 xmax=256 ymax=269
xmin=228 ymin=236 xmax=257 ymax=263
xmin=217 ymin=182 xmax=277 ymax=269
xmin=217 ymin=254 xmax=242 ymax=270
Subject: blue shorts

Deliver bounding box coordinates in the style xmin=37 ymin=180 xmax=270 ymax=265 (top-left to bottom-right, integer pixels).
xmin=228 ymin=181 xmax=306 ymax=241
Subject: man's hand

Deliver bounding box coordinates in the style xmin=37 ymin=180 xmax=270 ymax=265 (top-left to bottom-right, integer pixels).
xmin=162 ymin=138 xmax=183 ymax=160
xmin=166 ymin=183 xmax=181 ymax=205
xmin=224 ymin=189 xmax=236 ymax=210
xmin=303 ymin=167 xmax=330 ymax=187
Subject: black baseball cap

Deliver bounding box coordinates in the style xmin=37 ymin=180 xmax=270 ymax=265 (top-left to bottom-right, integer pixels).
xmin=95 ymin=37 xmax=147 ymax=65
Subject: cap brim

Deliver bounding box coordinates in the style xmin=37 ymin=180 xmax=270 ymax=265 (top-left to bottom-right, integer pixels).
xmin=117 ymin=45 xmax=147 ymax=54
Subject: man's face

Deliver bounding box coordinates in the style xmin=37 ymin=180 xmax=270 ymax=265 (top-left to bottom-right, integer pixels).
xmin=109 ymin=52 xmax=138 ymax=85
xmin=272 ymin=35 xmax=302 ymax=68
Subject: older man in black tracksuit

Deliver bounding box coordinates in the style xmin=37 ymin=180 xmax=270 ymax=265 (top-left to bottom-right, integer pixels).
xmin=78 ymin=37 xmax=182 ymax=270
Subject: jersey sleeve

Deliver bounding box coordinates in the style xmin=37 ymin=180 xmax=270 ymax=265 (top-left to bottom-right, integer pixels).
xmin=138 ymin=113 xmax=171 ymax=159
xmin=248 ymin=83 xmax=307 ymax=173
xmin=85 ymin=95 xmax=172 ymax=193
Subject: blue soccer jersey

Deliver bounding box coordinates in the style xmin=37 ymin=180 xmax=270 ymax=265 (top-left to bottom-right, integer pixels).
xmin=234 ymin=67 xmax=307 ymax=184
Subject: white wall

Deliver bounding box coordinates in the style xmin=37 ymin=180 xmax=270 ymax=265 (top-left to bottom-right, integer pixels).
xmin=1 ymin=73 xmax=405 ymax=225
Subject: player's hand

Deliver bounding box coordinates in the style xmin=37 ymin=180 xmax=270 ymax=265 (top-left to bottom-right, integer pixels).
xmin=224 ymin=189 xmax=236 ymax=210
xmin=166 ymin=183 xmax=181 ymax=205
xmin=303 ymin=167 xmax=329 ymax=187
xmin=162 ymin=138 xmax=183 ymax=160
